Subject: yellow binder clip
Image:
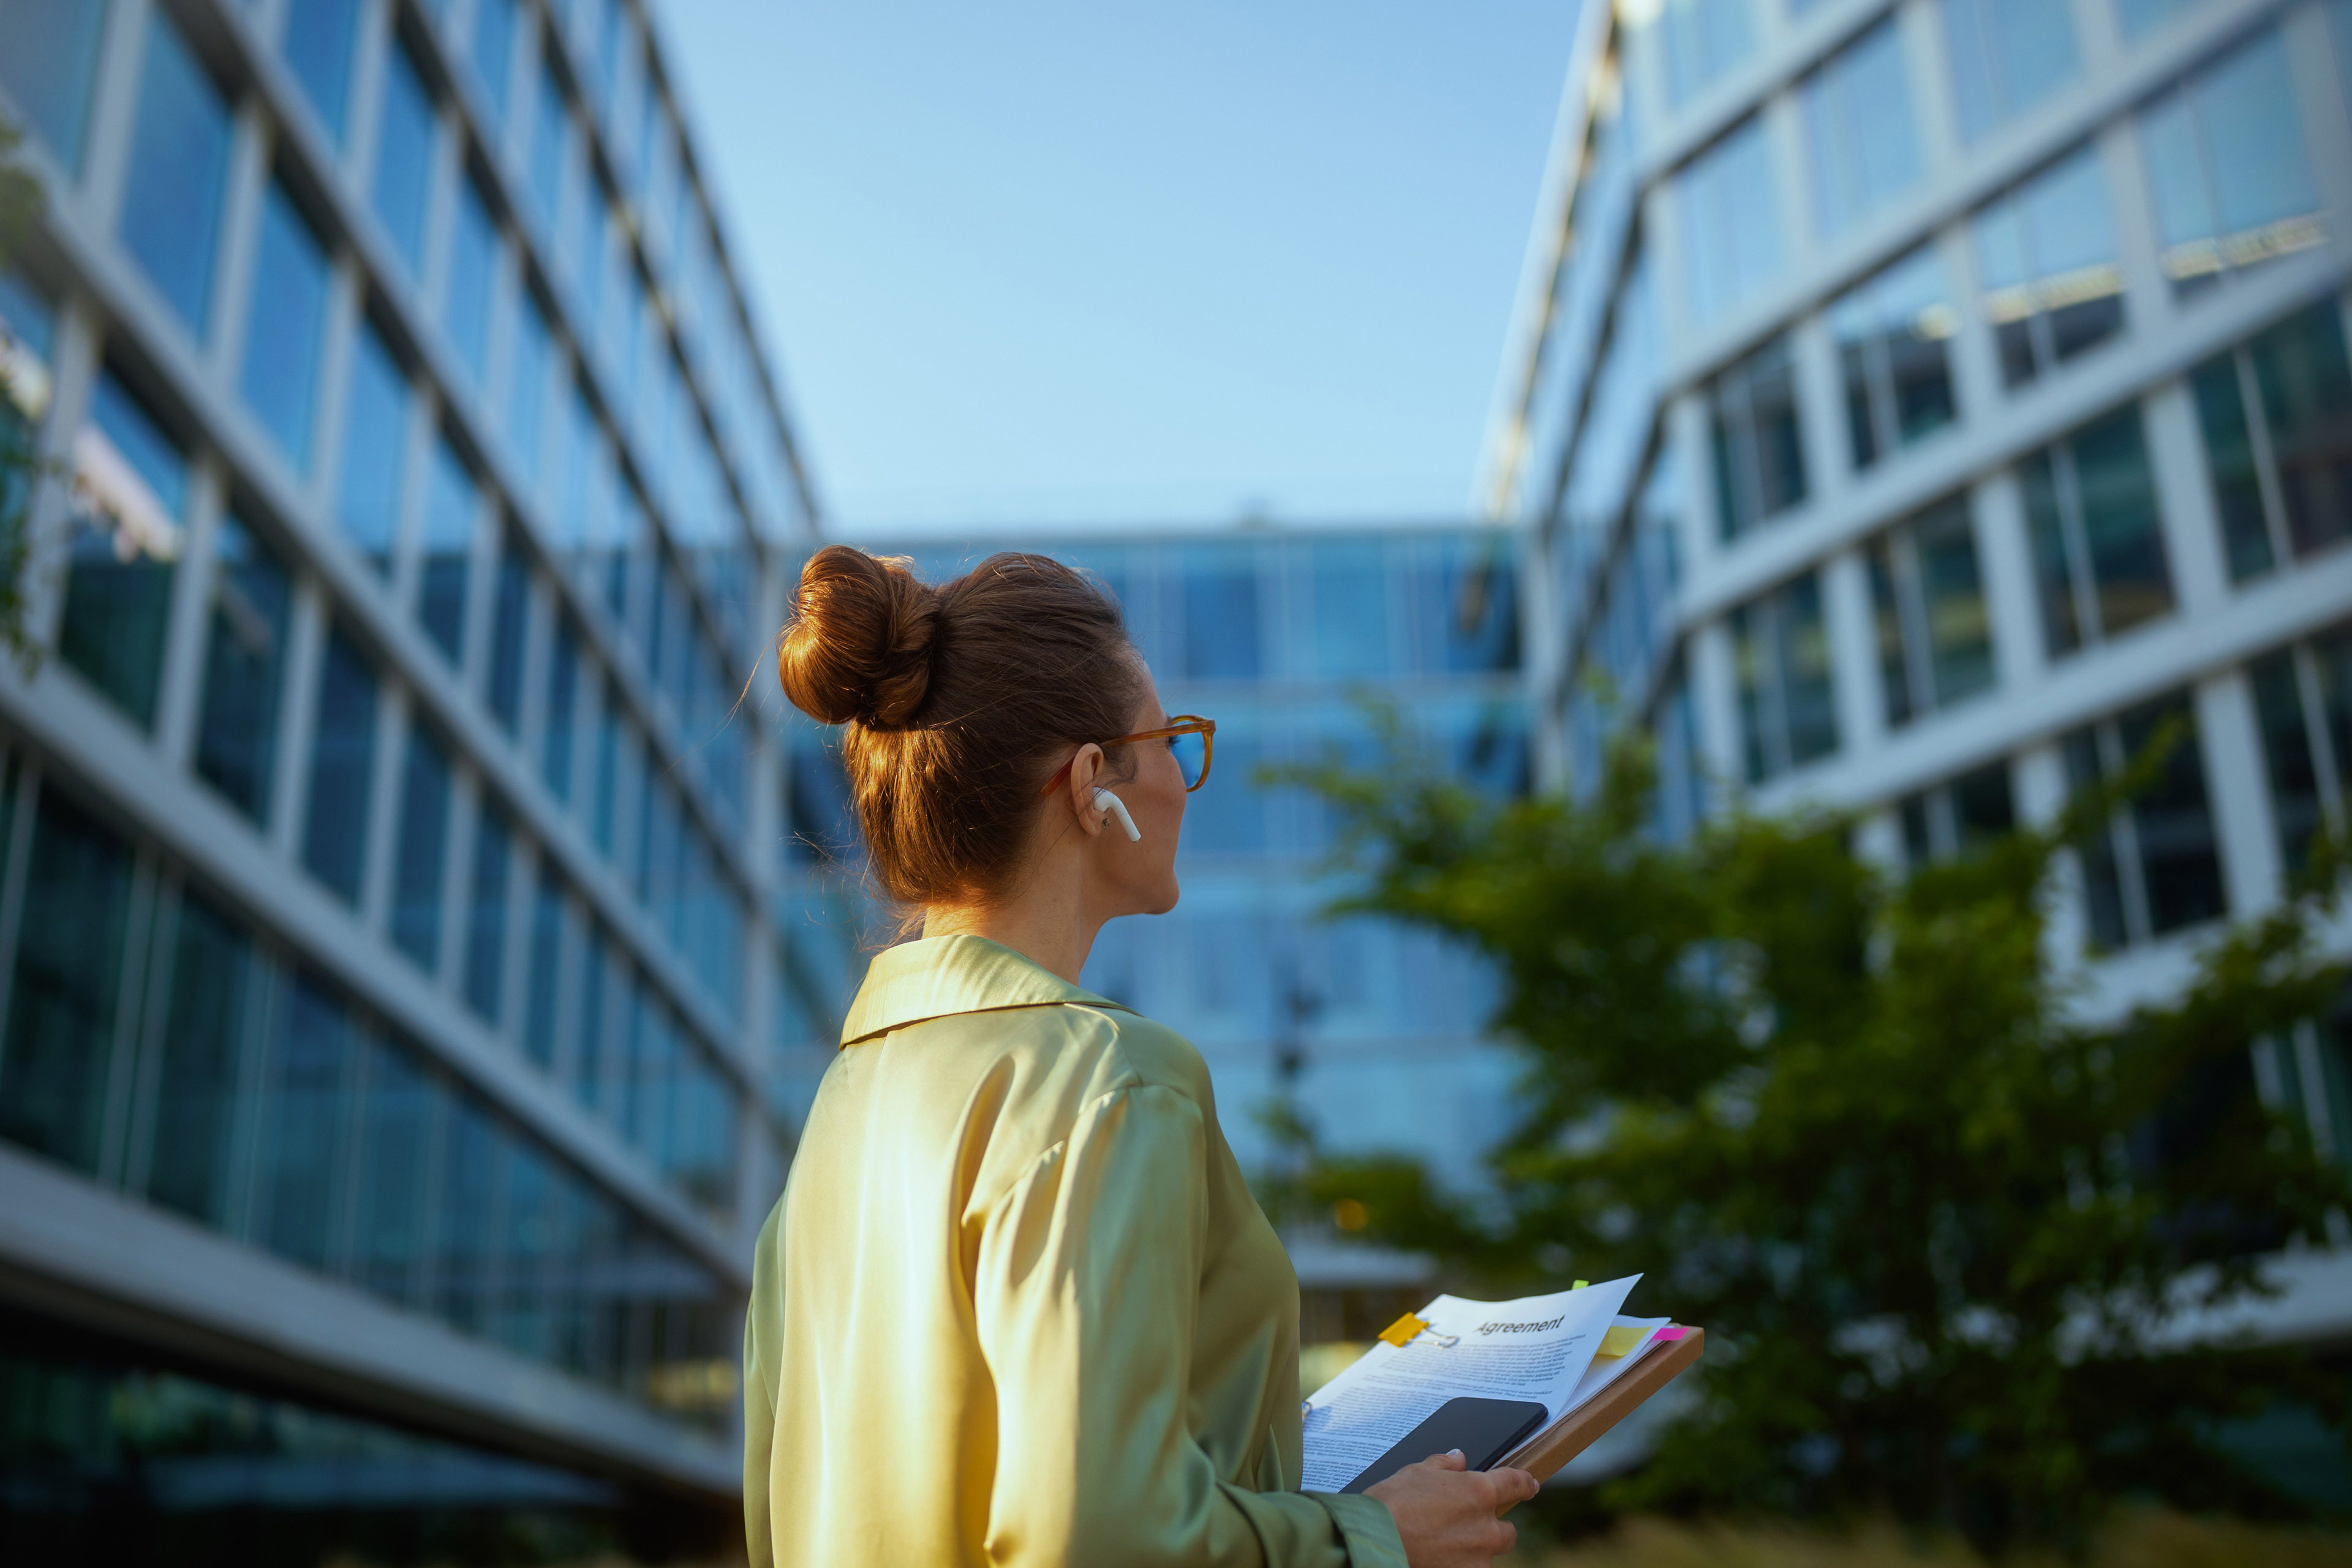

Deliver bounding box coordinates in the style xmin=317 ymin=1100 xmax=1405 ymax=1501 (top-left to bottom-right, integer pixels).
xmin=1377 ymin=1312 xmax=1458 ymax=1349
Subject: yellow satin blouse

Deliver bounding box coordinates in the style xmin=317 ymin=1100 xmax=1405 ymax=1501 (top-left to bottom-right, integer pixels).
xmin=743 ymin=934 xmax=1406 ymax=1567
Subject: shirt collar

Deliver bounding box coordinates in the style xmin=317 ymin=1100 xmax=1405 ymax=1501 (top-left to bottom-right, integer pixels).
xmin=839 ymin=934 xmax=1127 ymax=1047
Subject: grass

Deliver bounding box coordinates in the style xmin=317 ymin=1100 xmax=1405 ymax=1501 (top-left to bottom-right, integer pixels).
xmin=1501 ymin=1509 xmax=2352 ymax=1568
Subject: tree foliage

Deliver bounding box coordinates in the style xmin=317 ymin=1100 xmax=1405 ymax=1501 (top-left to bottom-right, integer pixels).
xmin=1290 ymin=713 xmax=2351 ymax=1551
xmin=0 ymin=115 xmax=48 ymax=668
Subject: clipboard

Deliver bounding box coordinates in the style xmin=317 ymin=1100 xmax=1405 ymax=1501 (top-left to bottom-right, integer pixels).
xmin=1506 ymin=1326 xmax=1705 ymax=1482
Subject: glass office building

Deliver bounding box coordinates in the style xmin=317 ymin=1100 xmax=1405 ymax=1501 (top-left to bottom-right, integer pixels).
xmin=0 ymin=0 xmax=820 ymax=1551
xmin=776 ymin=526 xmax=1529 ymax=1329
xmin=1484 ymin=0 xmax=2352 ymax=1336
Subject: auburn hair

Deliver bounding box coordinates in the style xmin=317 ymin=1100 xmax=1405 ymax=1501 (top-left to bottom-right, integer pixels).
xmin=776 ymin=545 xmax=1148 ymax=907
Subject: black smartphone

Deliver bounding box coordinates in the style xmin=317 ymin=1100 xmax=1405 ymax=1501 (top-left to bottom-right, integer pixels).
xmin=1338 ymin=1396 xmax=1550 ymax=1494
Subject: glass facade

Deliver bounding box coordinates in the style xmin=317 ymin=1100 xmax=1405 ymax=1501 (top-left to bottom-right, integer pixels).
xmin=0 ymin=0 xmax=818 ymax=1504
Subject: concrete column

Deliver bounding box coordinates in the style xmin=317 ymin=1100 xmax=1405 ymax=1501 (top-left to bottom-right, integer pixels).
xmin=154 ymin=455 xmax=228 ymax=774
xmin=268 ymin=576 xmax=328 ymax=860
xmin=361 ymin=677 xmax=409 ymax=934
xmin=2141 ymin=380 xmax=2229 ymax=619
xmin=1790 ymin=311 xmax=1849 ymax=513
xmin=1971 ymin=468 xmax=2044 ymax=690
xmin=1899 ymin=0 xmax=1962 ymax=182
xmin=1822 ymin=547 xmax=1883 ymax=763
xmin=2196 ymin=668 xmax=2283 ymax=918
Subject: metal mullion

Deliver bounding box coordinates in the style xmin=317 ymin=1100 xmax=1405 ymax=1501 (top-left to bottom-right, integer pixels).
xmin=2233 ymin=349 xmax=2296 ymax=570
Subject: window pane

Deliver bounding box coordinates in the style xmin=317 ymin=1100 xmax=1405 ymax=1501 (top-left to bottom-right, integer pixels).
xmin=119 ymin=10 xmax=232 ymax=336
xmin=1951 ymin=761 xmax=2015 ymax=844
xmin=0 ymin=0 xmax=109 ymax=171
xmin=371 ymin=38 xmax=436 ymax=276
xmin=487 ymin=535 xmax=529 ymax=731
xmin=528 ymin=53 xmax=568 ymax=238
xmin=542 ymin=617 xmax=579 ymax=800
xmin=391 ymin=726 xmax=453 ymax=971
xmin=506 ymin=291 xmax=552 ymax=483
xmin=2247 ymin=301 xmax=2352 ymax=560
xmin=420 ymin=436 xmax=478 ymax=662
xmin=2019 ymin=448 xmax=2079 ymax=657
xmin=490 ymin=1140 xmax=552 ymax=1357
xmin=1678 ymin=117 xmax=1782 ymax=329
xmin=301 ymin=629 xmax=379 ymax=900
xmin=462 ymin=804 xmax=512 ymax=1022
xmin=2117 ymin=0 xmax=2203 ymax=41
xmin=239 ymin=179 xmax=331 ymax=468
xmin=2070 ymin=406 xmax=2173 ymax=639
xmin=445 ymin=176 xmax=499 ymax=388
xmin=592 ymin=685 xmax=623 ymax=856
xmin=1940 ymin=0 xmax=2079 ymax=145
xmin=281 ymin=0 xmax=363 ymax=143
xmin=2252 ymin=648 xmax=2325 ymax=873
xmin=1711 ymin=335 xmax=1807 ymax=538
xmin=1657 ymin=0 xmax=1755 ymax=108
xmin=2144 ymin=29 xmax=2320 ymax=285
xmin=2116 ymin=696 xmax=2225 ymax=934
xmin=2189 ymin=353 xmax=2277 ymax=581
xmin=573 ymin=928 xmax=610 ymax=1109
xmin=1868 ymin=538 xmax=1913 ymax=728
xmin=1913 ymin=495 xmax=1992 ymax=707
xmin=1777 ymin=572 xmax=1838 ymax=766
xmin=1829 ymin=247 xmax=1956 ymax=470
xmin=470 ymin=0 xmax=517 ymax=121
xmin=143 ymin=891 xmax=254 ymax=1227
xmin=194 ymin=514 xmax=292 ymax=821
xmin=432 ymin=1093 xmax=497 ymax=1333
xmin=336 ymin=320 xmax=410 ymax=571
xmin=1804 ymin=18 xmax=1920 ymax=238
xmin=350 ymin=1035 xmax=434 ymax=1306
xmin=0 ymin=790 xmax=132 ymax=1174
xmin=523 ymin=870 xmax=564 ymax=1066
xmin=1306 ymin=541 xmax=1391 ymax=679
xmin=1181 ymin=545 xmax=1261 ymax=680
xmin=63 ymin=370 xmax=181 ymax=726
xmin=256 ymin=972 xmax=352 ymax=1270
xmin=2062 ymin=726 xmax=2131 ymax=949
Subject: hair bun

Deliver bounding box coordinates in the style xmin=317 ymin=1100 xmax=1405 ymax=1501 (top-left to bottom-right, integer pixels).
xmin=778 ymin=546 xmax=942 ymax=728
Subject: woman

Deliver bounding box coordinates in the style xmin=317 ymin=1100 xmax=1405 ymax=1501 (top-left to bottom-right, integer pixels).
xmin=745 ymin=546 xmax=1536 ymax=1567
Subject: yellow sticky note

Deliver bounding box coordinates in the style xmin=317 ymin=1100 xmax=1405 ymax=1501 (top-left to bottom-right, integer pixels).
xmin=1574 ymin=1280 xmax=1589 ymax=1290
xmin=1378 ymin=1313 xmax=1427 ymax=1348
xmin=1596 ymin=1325 xmax=1645 ymax=1358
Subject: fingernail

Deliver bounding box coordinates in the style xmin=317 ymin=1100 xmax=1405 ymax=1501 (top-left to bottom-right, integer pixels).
xmin=1448 ymin=1449 xmax=1464 ymax=1460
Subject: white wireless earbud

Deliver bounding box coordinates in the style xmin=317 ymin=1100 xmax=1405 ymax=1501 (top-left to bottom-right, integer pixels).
xmin=1091 ymin=788 xmax=1141 ymax=842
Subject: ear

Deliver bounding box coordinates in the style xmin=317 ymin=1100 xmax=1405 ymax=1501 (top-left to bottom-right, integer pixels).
xmin=1063 ymin=743 xmax=1108 ymax=836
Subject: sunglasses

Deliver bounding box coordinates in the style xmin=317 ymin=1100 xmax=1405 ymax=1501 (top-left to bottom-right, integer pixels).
xmin=1039 ymin=715 xmax=1218 ymax=797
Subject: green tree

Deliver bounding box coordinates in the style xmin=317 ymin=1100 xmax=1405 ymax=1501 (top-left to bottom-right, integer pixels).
xmin=1291 ymin=714 xmax=2351 ymax=1552
xmin=0 ymin=114 xmax=49 ymax=667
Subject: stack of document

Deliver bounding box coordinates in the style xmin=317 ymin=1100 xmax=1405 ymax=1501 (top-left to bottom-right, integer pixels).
xmin=1300 ymin=1275 xmax=1678 ymax=1493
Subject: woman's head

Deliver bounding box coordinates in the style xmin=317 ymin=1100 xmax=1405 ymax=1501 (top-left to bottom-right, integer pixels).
xmin=777 ymin=546 xmax=1182 ymax=914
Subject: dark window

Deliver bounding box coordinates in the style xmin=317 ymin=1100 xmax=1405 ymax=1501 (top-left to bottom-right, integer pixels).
xmin=490 ymin=1140 xmax=552 ymax=1357
xmin=573 ymin=929 xmax=611 ymax=1110
xmin=507 ymin=290 xmax=552 ymax=480
xmin=143 ymin=891 xmax=255 ymax=1227
xmin=336 ymin=319 xmax=410 ymax=571
xmin=62 ymin=369 xmax=182 ymax=727
xmin=2021 ymin=404 xmax=2172 ymax=658
xmin=486 ymin=534 xmax=529 ymax=732
xmin=371 ymin=36 xmax=436 ymax=275
xmin=119 ymin=8 xmax=231 ymax=336
xmin=592 ymin=685 xmax=624 ymax=858
xmin=2250 ymin=625 xmax=2352 ymax=876
xmin=419 ymin=435 xmax=478 ymax=663
xmin=301 ymin=629 xmax=379 ymax=902
xmin=194 ymin=514 xmax=292 ymax=822
xmin=1730 ymin=570 xmax=1837 ymax=783
xmin=0 ymin=790 xmax=132 ymax=1175
xmin=462 ymin=803 xmax=512 ymax=1023
xmin=238 ymin=177 xmax=331 ymax=468
xmin=542 ymin=616 xmax=581 ymax=801
xmin=444 ymin=174 xmax=499 ymax=386
xmin=1709 ymin=335 xmax=1807 ymax=541
xmin=1897 ymin=760 xmax=2015 ymax=872
xmin=1868 ymin=494 xmax=1992 ymax=728
xmin=523 ymin=870 xmax=565 ymax=1068
xmin=254 ymin=972 xmax=352 ymax=1271
xmin=2064 ymin=693 xmax=2226 ymax=950
xmin=1181 ymin=544 xmax=1261 ymax=680
xmin=528 ymin=52 xmax=568 ymax=238
xmin=1830 ymin=247 xmax=1957 ymax=471
xmin=390 ymin=726 xmax=453 ymax=971
xmin=349 ymin=1035 xmax=435 ymax=1306
xmin=0 ymin=0 xmax=108 ymax=171
xmin=432 ymin=1093 xmax=497 ymax=1334
xmin=282 ymin=0 xmax=363 ymax=141
xmin=1975 ymin=146 xmax=2125 ymax=389
xmin=2190 ymin=301 xmax=2352 ymax=581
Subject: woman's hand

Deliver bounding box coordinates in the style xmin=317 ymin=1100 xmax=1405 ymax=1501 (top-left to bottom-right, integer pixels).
xmin=1363 ymin=1449 xmax=1540 ymax=1567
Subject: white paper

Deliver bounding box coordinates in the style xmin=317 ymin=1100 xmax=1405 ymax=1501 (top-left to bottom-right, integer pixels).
xmin=1299 ymin=1275 xmax=1640 ymax=1493
xmin=1499 ymin=1314 xmax=1668 ymax=1468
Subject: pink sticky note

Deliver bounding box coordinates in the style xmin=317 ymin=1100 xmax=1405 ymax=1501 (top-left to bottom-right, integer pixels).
xmin=1655 ymin=1325 xmax=1689 ymax=1341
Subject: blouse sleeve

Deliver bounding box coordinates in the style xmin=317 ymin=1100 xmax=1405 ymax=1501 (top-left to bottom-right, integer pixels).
xmin=971 ymin=1084 xmax=1406 ymax=1568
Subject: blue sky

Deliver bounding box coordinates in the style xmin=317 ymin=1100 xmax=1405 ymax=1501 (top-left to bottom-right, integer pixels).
xmin=656 ymin=1 xmax=1583 ymax=538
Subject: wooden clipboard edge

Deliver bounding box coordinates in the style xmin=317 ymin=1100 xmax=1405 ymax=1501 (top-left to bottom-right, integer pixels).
xmin=1508 ymin=1327 xmax=1705 ymax=1483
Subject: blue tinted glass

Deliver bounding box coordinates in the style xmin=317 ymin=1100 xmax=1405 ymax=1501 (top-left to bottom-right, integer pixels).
xmin=591 ymin=685 xmax=621 ymax=856
xmin=0 ymin=790 xmax=131 ymax=1174
xmin=350 ymin=1035 xmax=433 ymax=1304
xmin=391 ymin=726 xmax=453 ymax=970
xmin=524 ymin=871 xmax=565 ymax=1066
xmin=257 ymin=973 xmax=352 ymax=1269
xmin=194 ymin=514 xmax=292 ymax=821
xmin=1678 ymin=116 xmax=1782 ymax=328
xmin=433 ymin=1093 xmax=496 ymax=1332
xmin=419 ymin=437 xmax=478 ymax=660
xmin=145 ymin=891 xmax=252 ymax=1227
xmin=336 ymin=322 xmax=410 ymax=570
xmin=281 ymin=0 xmax=363 ymax=141
xmin=239 ymin=179 xmax=331 ymax=467
xmin=1182 ymin=546 xmax=1260 ymax=680
xmin=1180 ymin=713 xmax=1264 ymax=855
xmin=2116 ymin=0 xmax=2203 ymax=42
xmin=490 ymin=1140 xmax=552 ymax=1355
xmin=1170 ymin=726 xmax=1206 ymax=789
xmin=371 ymin=39 xmax=436 ymax=274
xmin=0 ymin=268 xmax=56 ymax=363
xmin=487 ymin=536 xmax=529 ymax=730
xmin=65 ymin=370 xmax=183 ymax=724
xmin=529 ymin=57 xmax=568 ymax=236
xmin=1307 ymin=541 xmax=1392 ymax=679
xmin=0 ymin=0 xmax=108 ymax=170
xmin=1804 ymin=17 xmax=1920 ymax=238
xmin=445 ymin=176 xmax=499 ymax=385
xmin=471 ymin=0 xmax=517 ymax=121
xmin=1659 ymin=0 xmax=1755 ymax=108
xmin=573 ymin=929 xmax=609 ymax=1107
xmin=507 ymin=293 xmax=552 ymax=481
xmin=302 ymin=629 xmax=379 ymax=900
xmin=570 ymin=185 xmax=606 ymax=334
xmin=1940 ymin=0 xmax=2079 ymax=145
xmin=462 ymin=804 xmax=512 ymax=1022
xmin=2200 ymin=31 xmax=2317 ymax=242
xmin=542 ymin=617 xmax=580 ymax=800
xmin=119 ymin=10 xmax=231 ymax=335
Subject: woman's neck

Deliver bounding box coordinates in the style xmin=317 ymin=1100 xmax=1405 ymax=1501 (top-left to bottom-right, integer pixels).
xmin=921 ymin=881 xmax=1102 ymax=986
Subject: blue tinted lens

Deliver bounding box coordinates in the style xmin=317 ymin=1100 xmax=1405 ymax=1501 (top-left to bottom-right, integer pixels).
xmin=1171 ymin=729 xmax=1205 ymax=789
